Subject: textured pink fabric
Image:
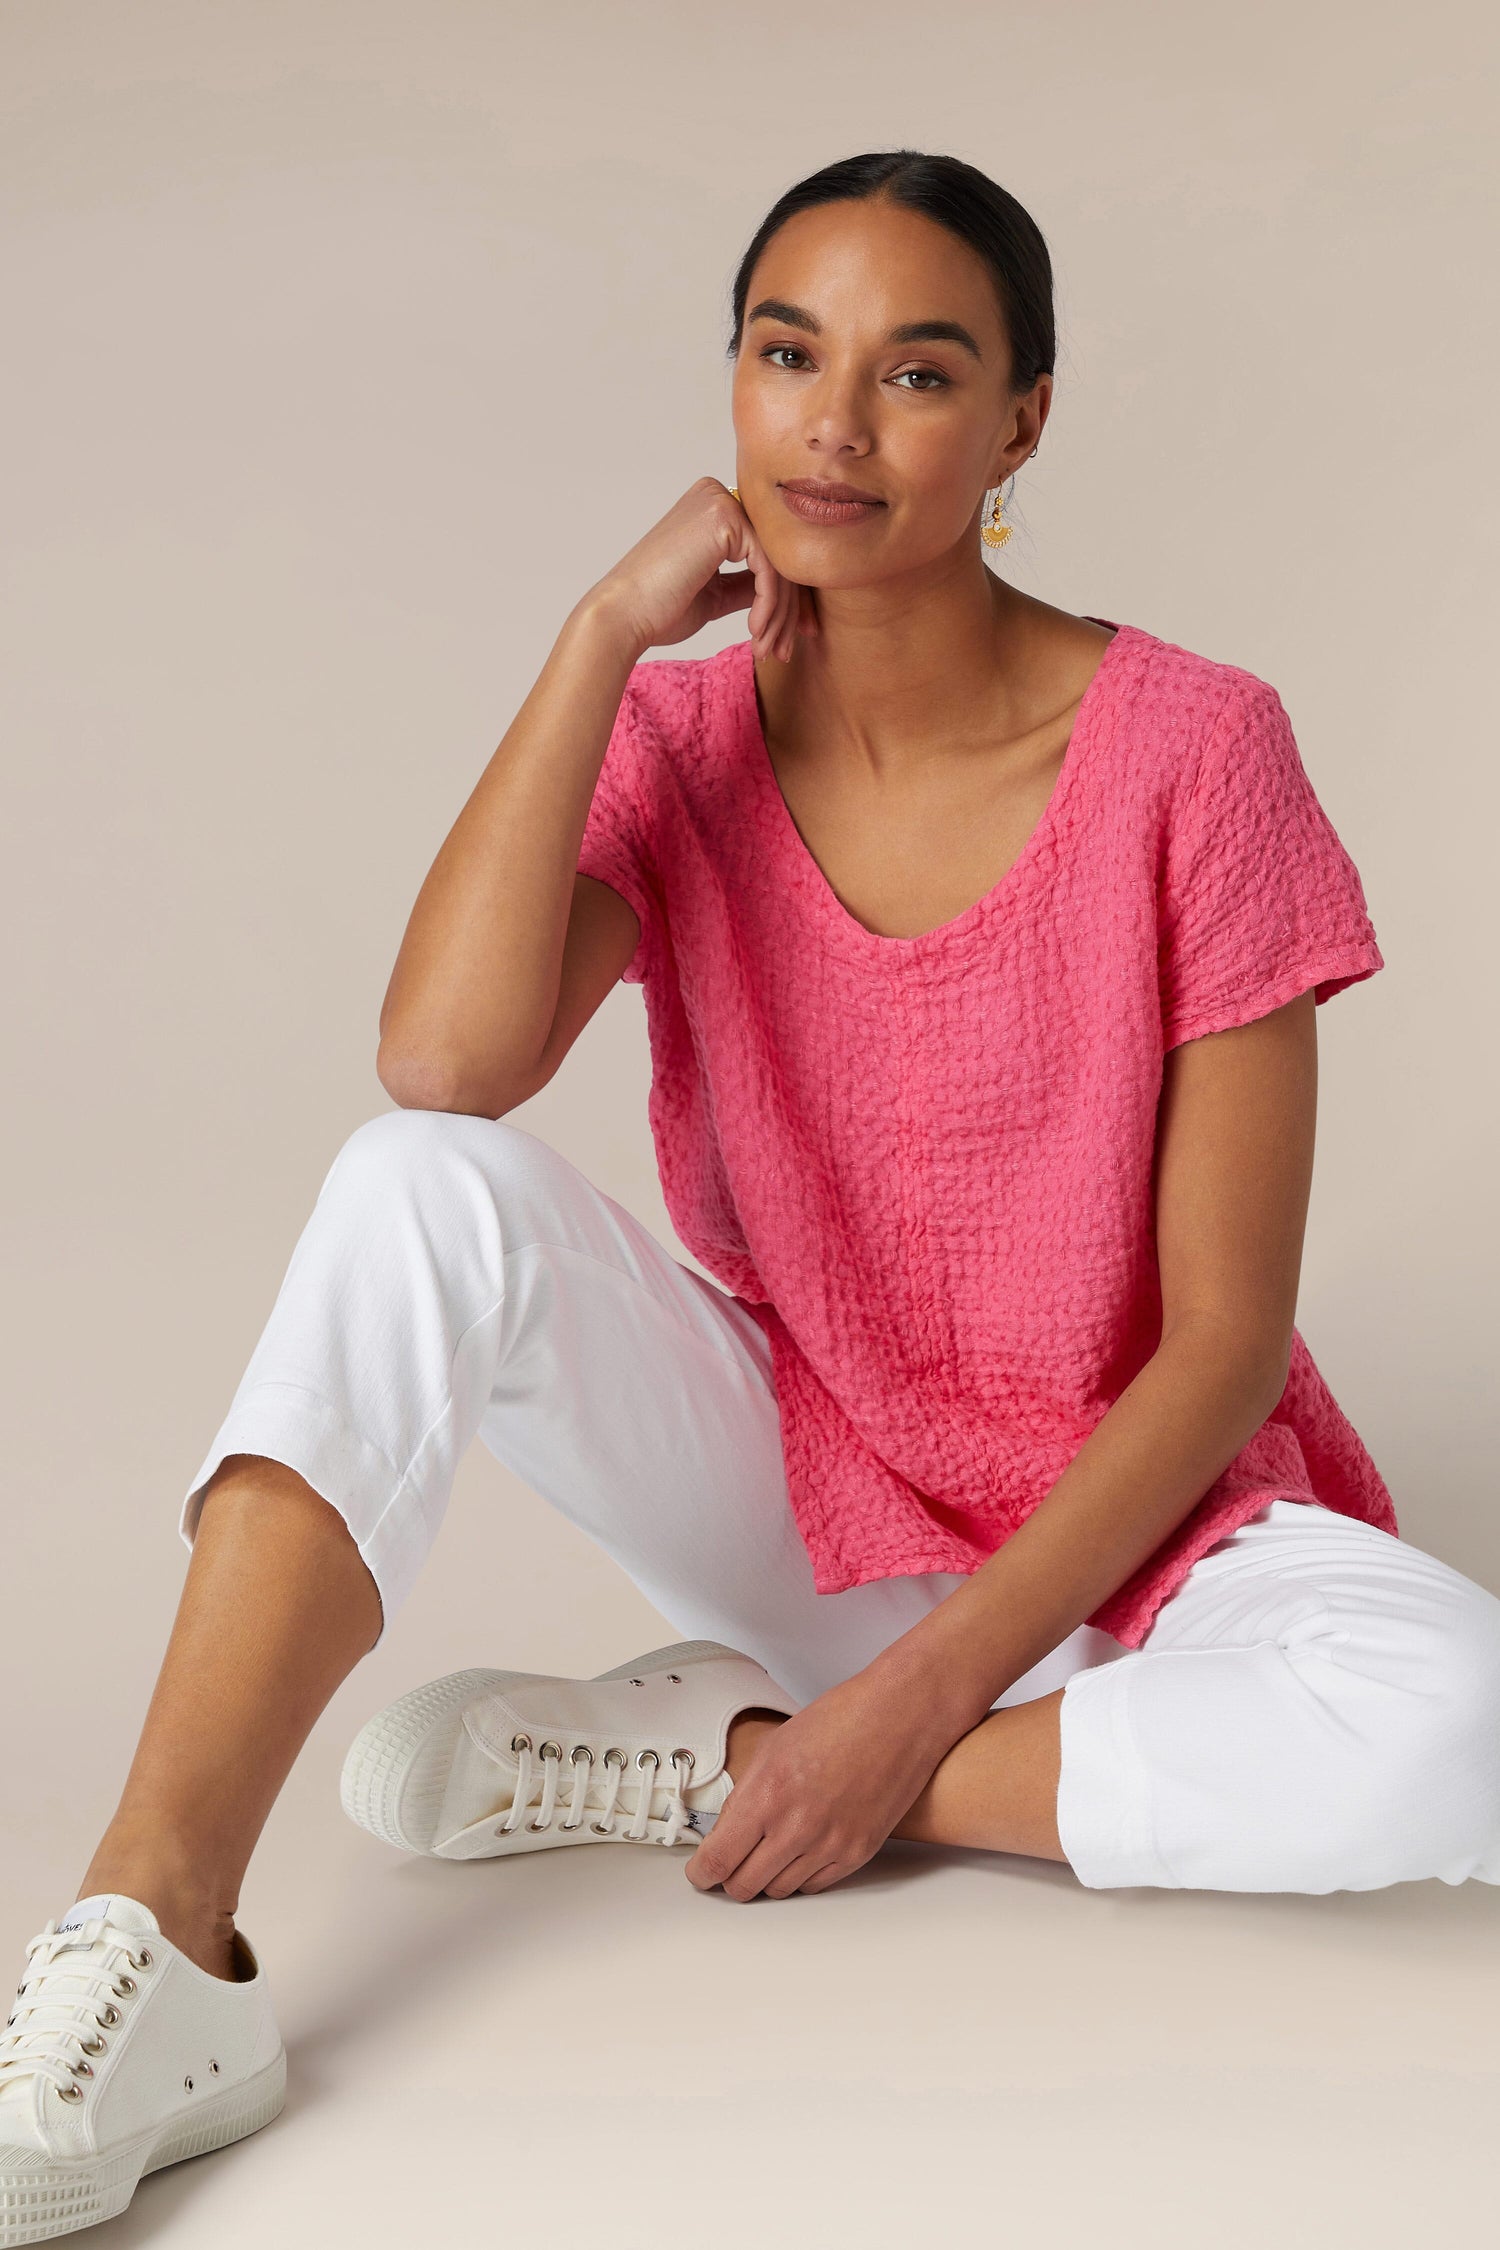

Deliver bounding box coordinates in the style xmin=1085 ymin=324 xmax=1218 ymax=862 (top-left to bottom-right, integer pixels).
xmin=576 ymin=617 xmax=1396 ymax=1648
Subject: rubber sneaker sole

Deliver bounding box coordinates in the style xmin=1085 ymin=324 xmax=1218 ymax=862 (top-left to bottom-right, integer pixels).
xmin=0 ymin=2048 xmax=285 ymax=2246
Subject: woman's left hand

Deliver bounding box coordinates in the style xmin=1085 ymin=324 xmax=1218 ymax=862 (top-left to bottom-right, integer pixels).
xmin=682 ymin=1661 xmax=960 ymax=1901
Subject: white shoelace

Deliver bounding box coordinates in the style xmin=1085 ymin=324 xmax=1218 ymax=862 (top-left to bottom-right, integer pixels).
xmin=495 ymin=1738 xmax=699 ymax=1845
xmin=0 ymin=1918 xmax=151 ymax=2105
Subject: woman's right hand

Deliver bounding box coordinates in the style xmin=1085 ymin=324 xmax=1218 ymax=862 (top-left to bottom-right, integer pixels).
xmin=588 ymin=477 xmax=818 ymax=665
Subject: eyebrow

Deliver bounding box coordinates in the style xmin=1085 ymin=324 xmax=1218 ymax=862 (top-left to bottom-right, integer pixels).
xmin=746 ymin=297 xmax=984 ymax=363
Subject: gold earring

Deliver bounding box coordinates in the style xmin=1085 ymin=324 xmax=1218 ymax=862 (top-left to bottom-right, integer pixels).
xmin=729 ymin=486 xmax=741 ymax=502
xmin=980 ymin=476 xmax=1014 ymax=548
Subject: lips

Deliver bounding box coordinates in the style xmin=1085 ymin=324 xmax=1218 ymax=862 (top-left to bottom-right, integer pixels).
xmin=780 ymin=480 xmax=884 ymax=504
xmin=777 ymin=481 xmax=885 ymax=527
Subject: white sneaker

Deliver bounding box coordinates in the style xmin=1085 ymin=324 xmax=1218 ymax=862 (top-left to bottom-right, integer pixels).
xmin=0 ymin=1893 xmax=285 ymax=2245
xmin=340 ymin=1637 xmax=800 ymax=1860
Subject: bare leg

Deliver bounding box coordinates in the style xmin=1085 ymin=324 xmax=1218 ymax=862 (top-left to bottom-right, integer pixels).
xmin=889 ymin=1693 xmax=1066 ymax=1861
xmin=84 ymin=1455 xmax=1058 ymax=1978
xmin=76 ymin=1455 xmax=384 ymax=1981
xmin=725 ymin=1691 xmax=1068 ymax=1867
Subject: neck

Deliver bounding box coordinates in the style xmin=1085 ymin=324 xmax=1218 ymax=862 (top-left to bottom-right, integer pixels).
xmin=756 ymin=559 xmax=1028 ymax=777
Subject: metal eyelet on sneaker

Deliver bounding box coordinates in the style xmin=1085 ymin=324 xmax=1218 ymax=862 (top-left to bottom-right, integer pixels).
xmin=561 ymin=1744 xmax=594 ymax=1831
xmin=636 ymin=1747 xmax=660 ymax=1771
xmin=591 ymin=1747 xmax=627 ymax=1835
xmin=672 ymin=1748 xmax=694 ymax=1772
xmin=113 ymin=1975 xmax=137 ymax=1998
xmin=210 ymin=2059 xmax=220 ymax=2074
xmin=70 ymin=2060 xmax=93 ymax=2080
xmin=667 ymin=1674 xmax=682 ymax=1684
xmin=511 ymin=1733 xmax=531 ymax=1754
xmin=628 ymin=1678 xmax=644 ymax=1687
xmin=96 ymin=2005 xmax=121 ymax=2030
xmin=128 ymin=1948 xmax=153 ymax=1972
xmin=184 ymin=2075 xmax=194 ymax=2092
xmin=58 ymin=2082 xmax=84 ymax=2103
xmin=80 ymin=2034 xmax=106 ymax=2057
xmin=526 ymin=1741 xmax=565 ymax=1831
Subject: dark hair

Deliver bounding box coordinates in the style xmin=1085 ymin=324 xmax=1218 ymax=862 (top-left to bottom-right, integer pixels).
xmin=726 ymin=150 xmax=1055 ymax=393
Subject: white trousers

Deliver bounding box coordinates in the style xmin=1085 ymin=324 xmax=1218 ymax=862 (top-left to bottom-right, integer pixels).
xmin=180 ymin=1110 xmax=1500 ymax=1893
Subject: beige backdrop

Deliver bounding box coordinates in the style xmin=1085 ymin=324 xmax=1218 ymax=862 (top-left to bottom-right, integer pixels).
xmin=4 ymin=3 xmax=1498 ymax=2245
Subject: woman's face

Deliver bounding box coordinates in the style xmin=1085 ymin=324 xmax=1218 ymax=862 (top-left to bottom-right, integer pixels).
xmin=730 ymin=197 xmax=1049 ymax=590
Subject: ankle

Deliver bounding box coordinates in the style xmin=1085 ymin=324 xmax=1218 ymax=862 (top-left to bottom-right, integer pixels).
xmin=77 ymin=1823 xmax=242 ymax=1982
xmin=725 ymin=1705 xmax=789 ymax=1784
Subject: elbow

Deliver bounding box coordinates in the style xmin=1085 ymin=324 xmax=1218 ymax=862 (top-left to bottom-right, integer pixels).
xmin=1239 ymin=1345 xmax=1293 ymax=1425
xmin=1260 ymin=1341 xmax=1294 ymax=1417
xmin=1243 ymin=1319 xmax=1295 ymax=1414
xmin=1161 ymin=1310 xmax=1292 ymax=1418
xmin=376 ymin=1041 xmax=544 ymax=1119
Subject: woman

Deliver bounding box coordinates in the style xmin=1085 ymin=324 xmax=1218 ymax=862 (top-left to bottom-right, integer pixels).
xmin=5 ymin=148 xmax=1499 ymax=2242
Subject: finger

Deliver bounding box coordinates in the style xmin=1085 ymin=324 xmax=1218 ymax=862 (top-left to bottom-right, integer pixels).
xmin=794 ymin=1861 xmax=850 ymax=1895
xmin=771 ymin=579 xmax=799 ymax=663
xmin=718 ymin=1832 xmax=808 ymax=1904
xmin=720 ymin=495 xmax=794 ymax=658
xmin=683 ymin=1837 xmax=728 ymax=1890
xmin=729 ymin=515 xmax=770 ymax=643
xmin=741 ymin=532 xmax=785 ymax=653
xmin=757 ymin=576 xmax=791 ymax=659
xmin=708 ymin=564 xmax=757 ymax=620
xmin=762 ymin=1850 xmax=838 ymax=1901
xmin=721 ymin=501 xmax=797 ymax=660
xmin=683 ymin=1807 xmax=766 ymax=1892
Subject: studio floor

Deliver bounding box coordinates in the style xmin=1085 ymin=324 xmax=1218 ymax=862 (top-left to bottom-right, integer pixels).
xmin=8 ymin=1457 xmax=1500 ymax=2250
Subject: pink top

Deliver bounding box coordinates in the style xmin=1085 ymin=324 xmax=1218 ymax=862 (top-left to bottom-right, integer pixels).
xmin=576 ymin=617 xmax=1397 ymax=1648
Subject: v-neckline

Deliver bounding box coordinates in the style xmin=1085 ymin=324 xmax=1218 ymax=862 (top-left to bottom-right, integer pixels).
xmin=737 ymin=616 xmax=1134 ymax=956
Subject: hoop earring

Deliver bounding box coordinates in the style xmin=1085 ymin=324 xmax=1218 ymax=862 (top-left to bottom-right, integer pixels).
xmin=980 ymin=473 xmax=1016 ymax=549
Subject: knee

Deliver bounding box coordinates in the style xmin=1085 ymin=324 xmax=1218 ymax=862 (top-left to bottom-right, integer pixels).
xmin=329 ymin=1107 xmax=524 ymax=1188
xmin=321 ymin=1108 xmax=567 ymax=1227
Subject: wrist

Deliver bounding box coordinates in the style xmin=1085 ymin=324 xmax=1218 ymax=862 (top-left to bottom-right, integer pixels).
xmin=864 ymin=1627 xmax=991 ymax=1752
xmin=568 ymin=578 xmax=650 ymax=666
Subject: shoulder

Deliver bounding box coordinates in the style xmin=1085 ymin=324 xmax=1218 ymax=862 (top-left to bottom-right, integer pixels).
xmin=1124 ymin=621 xmax=1281 ymax=736
xmin=610 ymin=645 xmax=756 ymax=843
xmin=620 ymin=644 xmax=739 ymax=757
xmin=1117 ymin=624 xmax=1296 ymax=811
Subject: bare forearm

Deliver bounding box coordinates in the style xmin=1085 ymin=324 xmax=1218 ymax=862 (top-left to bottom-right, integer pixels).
xmin=871 ymin=1318 xmax=1288 ymax=1735
xmin=377 ymin=585 xmax=643 ymax=1102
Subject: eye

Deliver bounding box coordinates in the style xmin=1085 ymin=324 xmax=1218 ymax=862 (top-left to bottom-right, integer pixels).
xmin=758 ymin=344 xmax=950 ymax=394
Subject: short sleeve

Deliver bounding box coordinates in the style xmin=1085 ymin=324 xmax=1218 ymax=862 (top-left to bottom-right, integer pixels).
xmin=1158 ymin=675 xmax=1384 ymax=1049
xmin=576 ymin=666 xmax=665 ymax=987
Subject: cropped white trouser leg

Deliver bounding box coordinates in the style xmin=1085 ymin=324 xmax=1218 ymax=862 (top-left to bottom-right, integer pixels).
xmin=179 ymin=1109 xmax=1500 ymax=1894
